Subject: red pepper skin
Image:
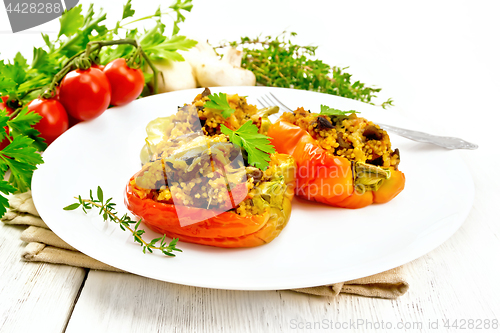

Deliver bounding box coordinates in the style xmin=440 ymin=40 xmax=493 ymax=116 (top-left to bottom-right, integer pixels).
xmin=268 ymin=120 xmax=405 ymax=209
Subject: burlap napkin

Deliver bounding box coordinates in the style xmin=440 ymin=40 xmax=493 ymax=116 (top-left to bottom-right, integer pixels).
xmin=2 ymin=192 xmax=123 ymax=273
xmin=2 ymin=192 xmax=409 ymax=298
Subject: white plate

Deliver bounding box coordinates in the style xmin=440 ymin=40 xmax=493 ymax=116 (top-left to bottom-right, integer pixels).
xmin=31 ymin=87 xmax=474 ymax=290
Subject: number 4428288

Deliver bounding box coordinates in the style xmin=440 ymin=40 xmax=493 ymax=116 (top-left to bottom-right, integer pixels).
xmin=442 ymin=319 xmax=498 ymax=330
xmin=5 ymin=2 xmax=62 ymax=14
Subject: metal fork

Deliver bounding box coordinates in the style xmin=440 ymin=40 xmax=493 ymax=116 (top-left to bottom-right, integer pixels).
xmin=257 ymin=93 xmax=478 ymax=150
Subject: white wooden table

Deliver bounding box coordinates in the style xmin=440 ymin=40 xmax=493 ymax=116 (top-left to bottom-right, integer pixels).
xmin=1 ymin=1 xmax=499 ymax=332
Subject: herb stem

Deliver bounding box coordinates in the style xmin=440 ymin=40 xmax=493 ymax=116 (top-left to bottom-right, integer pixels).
xmin=120 ymin=11 xmax=174 ymax=27
xmin=77 ymin=197 xmax=140 ymax=241
xmin=76 ymin=197 xmax=179 ymax=253
xmin=140 ymin=48 xmax=161 ymax=94
xmin=225 ymin=32 xmax=394 ymax=108
xmin=64 ymin=187 xmax=182 ymax=256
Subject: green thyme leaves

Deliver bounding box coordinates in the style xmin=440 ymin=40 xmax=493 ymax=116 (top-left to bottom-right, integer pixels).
xmin=64 ymin=186 xmax=182 ymax=257
xmin=223 ymin=32 xmax=394 ymax=109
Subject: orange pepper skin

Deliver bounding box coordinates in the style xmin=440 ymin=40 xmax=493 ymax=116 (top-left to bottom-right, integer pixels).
xmin=373 ymin=169 xmax=405 ymax=204
xmin=268 ymin=120 xmax=405 ymax=209
xmin=335 ymin=190 xmax=374 ymax=209
xmin=268 ymin=121 xmax=353 ymax=206
xmin=146 ymin=198 xmax=292 ymax=248
xmin=124 ymin=156 xmax=295 ymax=248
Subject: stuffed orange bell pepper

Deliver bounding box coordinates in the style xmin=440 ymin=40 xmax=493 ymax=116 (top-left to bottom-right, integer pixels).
xmin=267 ymin=107 xmax=405 ymax=209
xmin=125 ymin=142 xmax=296 ymax=248
xmin=126 ymin=89 xmax=296 ymax=248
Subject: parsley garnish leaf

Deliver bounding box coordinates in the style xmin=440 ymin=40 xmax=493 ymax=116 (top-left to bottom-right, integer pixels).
xmin=205 ymin=93 xmax=235 ymax=119
xmin=320 ymin=105 xmax=359 ymax=116
xmin=221 ymin=121 xmax=276 ymax=171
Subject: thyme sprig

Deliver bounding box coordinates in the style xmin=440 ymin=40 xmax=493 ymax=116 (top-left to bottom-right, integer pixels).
xmin=64 ymin=186 xmax=182 ymax=257
xmin=221 ymin=32 xmax=394 ymax=109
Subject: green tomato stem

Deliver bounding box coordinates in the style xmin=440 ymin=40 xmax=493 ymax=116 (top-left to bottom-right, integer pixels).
xmin=127 ymin=44 xmax=142 ymax=69
xmin=139 ymin=48 xmax=161 ymax=94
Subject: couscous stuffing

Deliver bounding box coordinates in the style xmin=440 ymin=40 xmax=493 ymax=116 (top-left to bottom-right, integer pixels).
xmin=133 ymin=90 xmax=295 ymax=218
xmin=281 ymin=107 xmax=400 ymax=169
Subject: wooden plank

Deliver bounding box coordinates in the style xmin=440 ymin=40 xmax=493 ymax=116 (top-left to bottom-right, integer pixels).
xmin=0 ymin=223 xmax=86 ymax=333
xmin=66 ymin=226 xmax=500 ymax=333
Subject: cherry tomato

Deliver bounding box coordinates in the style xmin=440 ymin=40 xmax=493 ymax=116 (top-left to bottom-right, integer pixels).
xmin=0 ymin=96 xmax=14 ymax=150
xmin=59 ymin=67 xmax=111 ymax=121
xmin=1 ymin=96 xmax=15 ymax=114
xmin=67 ymin=113 xmax=82 ymax=128
xmin=53 ymin=86 xmax=61 ymax=100
xmin=28 ymin=98 xmax=69 ymax=145
xmin=91 ymin=63 xmax=105 ymax=71
xmin=103 ymin=58 xmax=145 ymax=106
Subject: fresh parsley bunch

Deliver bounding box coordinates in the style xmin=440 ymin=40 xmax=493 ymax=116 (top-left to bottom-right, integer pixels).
xmin=0 ymin=107 xmax=43 ymax=216
xmin=0 ymin=0 xmax=196 ymax=217
xmin=1 ymin=0 xmax=195 ymax=105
